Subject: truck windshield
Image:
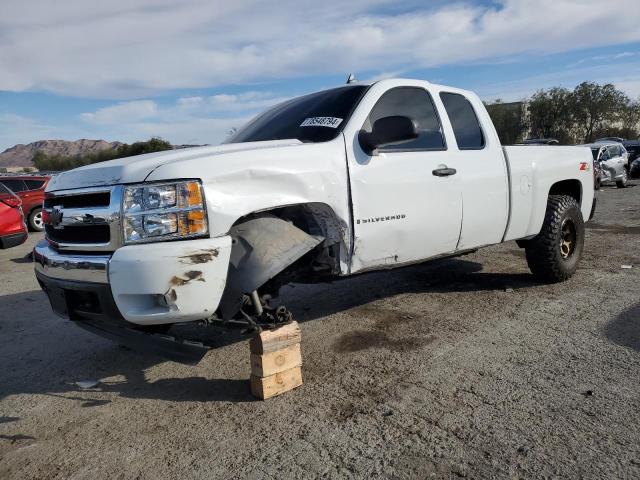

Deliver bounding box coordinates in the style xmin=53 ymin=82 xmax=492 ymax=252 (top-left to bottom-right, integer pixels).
xmin=227 ymin=85 xmax=369 ymax=144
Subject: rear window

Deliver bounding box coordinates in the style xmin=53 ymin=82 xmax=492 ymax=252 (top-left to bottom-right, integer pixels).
xmin=0 ymin=182 xmax=19 ymax=201
xmin=440 ymin=92 xmax=485 ymax=150
xmin=24 ymin=179 xmax=46 ymax=190
xmin=0 ymin=179 xmax=27 ymax=192
xmin=0 ymin=182 xmax=15 ymax=195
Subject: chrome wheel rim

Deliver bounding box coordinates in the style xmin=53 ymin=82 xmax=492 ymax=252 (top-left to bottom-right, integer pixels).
xmin=560 ymin=219 xmax=576 ymax=259
xmin=33 ymin=211 xmax=43 ymax=228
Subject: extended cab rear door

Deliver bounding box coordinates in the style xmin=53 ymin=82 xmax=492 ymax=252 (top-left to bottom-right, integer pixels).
xmin=343 ymin=83 xmax=463 ymax=273
xmin=437 ymin=90 xmax=509 ymax=250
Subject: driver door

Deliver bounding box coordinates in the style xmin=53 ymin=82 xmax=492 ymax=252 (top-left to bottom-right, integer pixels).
xmin=345 ymin=86 xmax=463 ymax=273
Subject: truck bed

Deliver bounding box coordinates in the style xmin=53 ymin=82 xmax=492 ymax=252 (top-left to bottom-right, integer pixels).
xmin=502 ymin=145 xmax=594 ymax=242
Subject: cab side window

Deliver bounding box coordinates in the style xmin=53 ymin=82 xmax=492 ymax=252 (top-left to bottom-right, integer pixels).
xmin=363 ymin=87 xmax=445 ymax=151
xmin=440 ymin=92 xmax=485 ymax=150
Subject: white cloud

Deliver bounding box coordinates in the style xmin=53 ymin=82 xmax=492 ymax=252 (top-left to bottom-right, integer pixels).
xmin=1 ymin=0 xmax=640 ymax=98
xmin=614 ymin=80 xmax=640 ymax=99
xmin=477 ymin=62 xmax=640 ymax=102
xmin=122 ymin=116 xmax=251 ymax=146
xmin=568 ymin=51 xmax=639 ymax=67
xmin=80 ymin=100 xmax=158 ymax=124
xmin=76 ymin=91 xmax=290 ymax=146
xmin=0 ymin=88 xmax=288 ymax=151
xmin=0 ymin=114 xmax=68 ymax=151
xmin=177 ymin=96 xmax=204 ymax=106
xmin=207 ymin=91 xmax=291 ymax=111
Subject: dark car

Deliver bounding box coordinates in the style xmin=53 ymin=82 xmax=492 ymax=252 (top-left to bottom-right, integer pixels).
xmin=519 ymin=138 xmax=560 ymax=145
xmin=623 ymin=142 xmax=640 ymax=165
xmin=0 ymin=174 xmax=50 ymax=231
xmin=0 ymin=183 xmax=28 ymax=249
xmin=630 ymin=158 xmax=640 ymax=179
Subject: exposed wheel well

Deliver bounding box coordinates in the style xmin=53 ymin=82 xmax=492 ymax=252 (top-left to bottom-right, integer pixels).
xmin=232 ymin=202 xmax=345 ymax=241
xmin=230 ymin=202 xmax=347 ymax=278
xmin=218 ymin=203 xmax=346 ymax=319
xmin=549 ymin=180 xmax=581 ymax=205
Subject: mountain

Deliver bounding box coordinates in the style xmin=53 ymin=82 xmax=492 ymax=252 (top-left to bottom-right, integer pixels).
xmin=0 ymin=139 xmax=122 ymax=168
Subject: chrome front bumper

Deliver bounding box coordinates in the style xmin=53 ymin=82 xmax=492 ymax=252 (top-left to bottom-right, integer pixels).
xmin=33 ymin=240 xmax=110 ymax=283
xmin=34 ymin=235 xmax=233 ymax=325
xmin=33 ymin=236 xmax=233 ymax=365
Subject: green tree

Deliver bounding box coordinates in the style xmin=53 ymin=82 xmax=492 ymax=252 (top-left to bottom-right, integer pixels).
xmin=31 ymin=137 xmax=173 ymax=171
xmin=571 ymin=82 xmax=628 ymax=143
xmin=618 ymin=100 xmax=640 ymax=139
xmin=485 ymin=100 xmax=528 ymax=144
xmin=527 ymin=87 xmax=574 ymax=143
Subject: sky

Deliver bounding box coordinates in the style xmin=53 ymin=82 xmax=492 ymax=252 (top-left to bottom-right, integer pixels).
xmin=1 ymin=0 xmax=639 ymax=151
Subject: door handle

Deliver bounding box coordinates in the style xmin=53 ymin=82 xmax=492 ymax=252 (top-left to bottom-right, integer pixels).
xmin=432 ymin=166 xmax=457 ymax=177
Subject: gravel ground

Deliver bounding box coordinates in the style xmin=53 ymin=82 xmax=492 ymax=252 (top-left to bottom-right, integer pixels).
xmin=1 ymin=182 xmax=639 ymax=479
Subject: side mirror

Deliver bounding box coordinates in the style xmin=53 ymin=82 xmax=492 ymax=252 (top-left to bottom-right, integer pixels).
xmin=358 ymin=116 xmax=418 ymax=155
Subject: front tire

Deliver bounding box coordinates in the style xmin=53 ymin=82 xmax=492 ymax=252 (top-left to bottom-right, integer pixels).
xmin=28 ymin=208 xmax=44 ymax=232
xmin=524 ymin=195 xmax=584 ymax=283
xmin=616 ymin=169 xmax=628 ymax=188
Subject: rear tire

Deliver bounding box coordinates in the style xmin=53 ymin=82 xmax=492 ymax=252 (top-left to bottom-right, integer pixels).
xmin=524 ymin=195 xmax=584 ymax=283
xmin=28 ymin=208 xmax=44 ymax=232
xmin=616 ymin=169 xmax=628 ymax=188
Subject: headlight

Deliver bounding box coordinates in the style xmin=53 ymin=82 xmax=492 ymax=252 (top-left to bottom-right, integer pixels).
xmin=122 ymin=180 xmax=208 ymax=244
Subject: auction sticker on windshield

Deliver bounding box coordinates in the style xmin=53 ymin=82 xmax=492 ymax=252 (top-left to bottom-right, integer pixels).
xmin=300 ymin=117 xmax=343 ymax=128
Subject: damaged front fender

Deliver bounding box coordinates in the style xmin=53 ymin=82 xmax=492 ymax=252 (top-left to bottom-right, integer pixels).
xmin=218 ymin=215 xmax=323 ymax=319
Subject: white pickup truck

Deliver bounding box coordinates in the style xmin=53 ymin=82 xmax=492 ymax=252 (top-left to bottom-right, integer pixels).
xmin=34 ymin=78 xmax=596 ymax=363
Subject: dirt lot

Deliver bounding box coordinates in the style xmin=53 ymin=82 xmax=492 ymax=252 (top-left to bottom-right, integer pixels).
xmin=1 ymin=183 xmax=639 ymax=479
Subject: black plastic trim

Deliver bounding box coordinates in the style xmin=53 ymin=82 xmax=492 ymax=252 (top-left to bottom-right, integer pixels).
xmin=35 ymin=271 xmax=208 ymax=364
xmin=0 ymin=231 xmax=27 ymax=249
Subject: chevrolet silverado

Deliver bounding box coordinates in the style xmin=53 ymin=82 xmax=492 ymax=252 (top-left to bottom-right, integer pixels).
xmin=34 ymin=78 xmax=596 ymax=363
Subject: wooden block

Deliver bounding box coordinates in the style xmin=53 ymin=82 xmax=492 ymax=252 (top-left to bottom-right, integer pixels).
xmin=249 ymin=321 xmax=301 ymax=355
xmin=250 ymin=366 xmax=303 ymax=400
xmin=250 ymin=343 xmax=302 ymax=377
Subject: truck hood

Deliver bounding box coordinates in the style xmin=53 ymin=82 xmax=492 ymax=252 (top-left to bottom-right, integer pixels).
xmin=46 ymin=139 xmax=305 ymax=192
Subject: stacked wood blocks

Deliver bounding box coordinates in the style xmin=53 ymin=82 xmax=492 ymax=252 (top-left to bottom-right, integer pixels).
xmin=249 ymin=321 xmax=303 ymax=399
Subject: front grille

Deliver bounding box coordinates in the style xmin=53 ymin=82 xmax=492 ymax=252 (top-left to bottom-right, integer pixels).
xmin=45 ymin=225 xmax=110 ymax=244
xmin=44 ymin=192 xmax=110 ymax=209
xmin=44 ymin=186 xmax=122 ymax=252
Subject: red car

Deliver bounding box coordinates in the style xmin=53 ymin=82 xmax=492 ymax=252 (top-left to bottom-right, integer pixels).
xmin=0 ymin=183 xmax=28 ymax=249
xmin=0 ymin=175 xmax=50 ymax=231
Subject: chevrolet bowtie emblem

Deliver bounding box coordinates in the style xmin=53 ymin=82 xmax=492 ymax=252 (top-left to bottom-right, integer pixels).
xmin=49 ymin=206 xmax=64 ymax=229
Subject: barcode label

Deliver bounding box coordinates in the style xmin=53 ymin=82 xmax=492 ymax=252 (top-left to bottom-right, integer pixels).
xmin=300 ymin=117 xmax=343 ymax=128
